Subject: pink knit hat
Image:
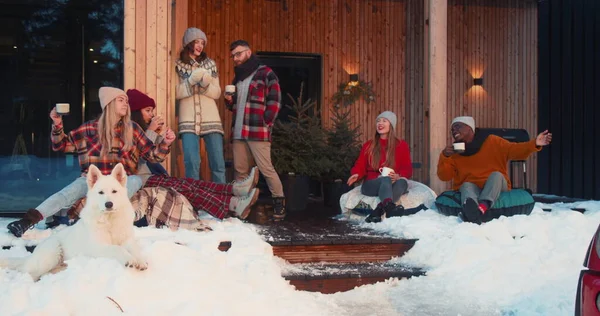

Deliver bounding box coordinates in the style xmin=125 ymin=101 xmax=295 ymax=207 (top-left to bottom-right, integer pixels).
xmin=99 ymin=87 xmax=127 ymax=110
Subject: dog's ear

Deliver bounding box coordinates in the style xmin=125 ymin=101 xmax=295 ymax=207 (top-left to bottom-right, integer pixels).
xmin=110 ymin=163 xmax=128 ymax=188
xmin=87 ymin=164 xmax=102 ymax=189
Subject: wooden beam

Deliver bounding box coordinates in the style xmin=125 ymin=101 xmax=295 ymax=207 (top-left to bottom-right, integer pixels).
xmin=123 ymin=0 xmax=136 ymax=90
xmin=170 ymin=0 xmax=189 ymax=177
xmin=427 ymin=0 xmax=448 ymax=194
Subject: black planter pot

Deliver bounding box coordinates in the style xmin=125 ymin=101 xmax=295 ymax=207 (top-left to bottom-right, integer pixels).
xmin=322 ymin=179 xmax=352 ymax=213
xmin=280 ymin=173 xmax=311 ymax=212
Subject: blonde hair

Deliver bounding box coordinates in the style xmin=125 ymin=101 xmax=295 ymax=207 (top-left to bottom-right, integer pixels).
xmin=97 ymin=100 xmax=133 ymax=156
xmin=367 ymin=125 xmax=397 ymax=171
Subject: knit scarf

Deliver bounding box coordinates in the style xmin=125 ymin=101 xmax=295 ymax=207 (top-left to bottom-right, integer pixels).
xmin=459 ymin=129 xmax=490 ymax=156
xmin=233 ymin=54 xmax=261 ymax=84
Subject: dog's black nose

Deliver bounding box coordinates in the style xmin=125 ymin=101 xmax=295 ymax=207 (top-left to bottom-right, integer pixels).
xmin=105 ymin=201 xmax=113 ymax=209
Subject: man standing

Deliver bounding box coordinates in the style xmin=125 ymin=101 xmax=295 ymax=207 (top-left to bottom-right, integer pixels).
xmin=224 ymin=40 xmax=286 ymax=221
xmin=437 ymin=116 xmax=552 ymax=224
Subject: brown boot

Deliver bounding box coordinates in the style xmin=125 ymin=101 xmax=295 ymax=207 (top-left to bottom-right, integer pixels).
xmin=7 ymin=208 xmax=44 ymax=237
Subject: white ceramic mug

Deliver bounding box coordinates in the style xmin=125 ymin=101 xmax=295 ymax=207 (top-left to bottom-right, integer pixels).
xmin=225 ymin=85 xmax=236 ymax=95
xmin=453 ymin=142 xmax=465 ymax=152
xmin=379 ymin=167 xmax=394 ymax=177
xmin=56 ymin=103 xmax=70 ymax=115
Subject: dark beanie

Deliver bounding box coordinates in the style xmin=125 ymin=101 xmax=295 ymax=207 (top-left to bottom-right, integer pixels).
xmin=127 ymin=89 xmax=156 ymax=112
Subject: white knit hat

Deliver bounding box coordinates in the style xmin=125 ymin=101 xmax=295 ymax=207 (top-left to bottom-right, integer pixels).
xmin=376 ymin=111 xmax=397 ymax=130
xmin=451 ymin=116 xmax=475 ymax=131
xmin=99 ymin=87 xmax=127 ymax=110
xmin=182 ymin=27 xmax=207 ymax=48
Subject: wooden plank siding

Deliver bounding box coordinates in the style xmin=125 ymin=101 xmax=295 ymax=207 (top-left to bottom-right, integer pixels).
xmin=447 ymin=0 xmax=538 ymax=192
xmin=124 ymin=0 xmax=181 ymax=175
xmin=187 ymin=0 xmax=419 ymax=180
xmin=122 ymin=0 xmax=539 ymax=191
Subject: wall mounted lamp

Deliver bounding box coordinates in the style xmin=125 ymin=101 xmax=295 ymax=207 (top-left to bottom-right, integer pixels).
xmin=348 ymin=74 xmax=359 ymax=87
xmin=473 ymin=78 xmax=483 ymax=86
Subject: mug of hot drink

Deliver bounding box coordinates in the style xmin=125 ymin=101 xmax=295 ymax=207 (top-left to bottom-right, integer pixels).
xmin=56 ymin=103 xmax=70 ymax=115
xmin=379 ymin=167 xmax=394 ymax=177
xmin=453 ymin=142 xmax=465 ymax=152
xmin=225 ymin=85 xmax=236 ymax=96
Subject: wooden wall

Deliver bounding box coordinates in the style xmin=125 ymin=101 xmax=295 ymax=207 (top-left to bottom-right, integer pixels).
xmin=188 ymin=0 xmax=424 ymax=179
xmin=124 ymin=0 xmax=176 ymax=173
xmin=122 ymin=0 xmax=540 ymax=191
xmin=447 ymin=0 xmax=539 ymax=191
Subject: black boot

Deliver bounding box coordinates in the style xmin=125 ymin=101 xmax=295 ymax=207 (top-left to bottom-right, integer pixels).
xmin=386 ymin=204 xmax=428 ymax=218
xmin=386 ymin=205 xmax=406 ymax=218
xmin=272 ymin=197 xmax=286 ymax=221
xmin=462 ymin=198 xmax=483 ymax=224
xmin=7 ymin=208 xmax=44 ymax=237
xmin=365 ymin=199 xmax=395 ymax=223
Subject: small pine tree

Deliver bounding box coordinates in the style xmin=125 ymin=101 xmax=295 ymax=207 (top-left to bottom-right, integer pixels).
xmin=272 ymin=83 xmax=332 ymax=178
xmin=324 ymin=105 xmax=362 ymax=181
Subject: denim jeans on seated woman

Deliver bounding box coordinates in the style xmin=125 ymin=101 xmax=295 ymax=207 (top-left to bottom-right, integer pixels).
xmin=181 ymin=132 xmax=226 ymax=183
xmin=36 ymin=174 xmax=143 ymax=218
xmin=360 ymin=176 xmax=408 ymax=202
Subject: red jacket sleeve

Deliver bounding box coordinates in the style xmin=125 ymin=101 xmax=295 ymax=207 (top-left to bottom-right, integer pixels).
xmin=350 ymin=141 xmax=370 ymax=180
xmin=394 ymin=140 xmax=413 ymax=178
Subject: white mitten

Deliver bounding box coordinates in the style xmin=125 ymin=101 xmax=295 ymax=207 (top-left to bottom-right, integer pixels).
xmin=187 ymin=68 xmax=209 ymax=87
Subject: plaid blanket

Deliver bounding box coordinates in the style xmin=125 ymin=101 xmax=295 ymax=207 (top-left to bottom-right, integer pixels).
xmin=68 ymin=187 xmax=211 ymax=232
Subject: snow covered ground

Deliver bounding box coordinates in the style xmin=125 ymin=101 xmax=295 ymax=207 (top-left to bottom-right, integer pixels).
xmin=0 ymin=200 xmax=599 ymax=316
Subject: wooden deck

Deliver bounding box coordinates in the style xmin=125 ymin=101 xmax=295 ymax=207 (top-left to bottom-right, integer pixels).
xmin=247 ymin=200 xmax=424 ymax=293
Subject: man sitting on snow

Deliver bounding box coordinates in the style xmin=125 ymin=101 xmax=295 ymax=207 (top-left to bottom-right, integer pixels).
xmin=437 ymin=116 xmax=552 ymax=224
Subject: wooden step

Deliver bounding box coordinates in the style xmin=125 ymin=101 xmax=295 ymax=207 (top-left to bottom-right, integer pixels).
xmin=283 ymin=262 xmax=424 ymax=294
xmin=269 ymin=239 xmax=416 ymax=264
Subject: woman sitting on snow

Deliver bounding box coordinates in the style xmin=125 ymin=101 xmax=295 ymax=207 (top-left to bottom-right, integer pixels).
xmin=347 ymin=111 xmax=413 ymax=223
xmin=67 ymin=89 xmax=260 ymax=226
xmin=7 ymin=87 xmax=176 ymax=237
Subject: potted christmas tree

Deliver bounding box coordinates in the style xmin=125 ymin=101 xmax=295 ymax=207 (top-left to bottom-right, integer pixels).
xmin=322 ymin=79 xmax=374 ymax=211
xmin=322 ymin=105 xmax=362 ymax=209
xmin=271 ymin=83 xmax=332 ymax=212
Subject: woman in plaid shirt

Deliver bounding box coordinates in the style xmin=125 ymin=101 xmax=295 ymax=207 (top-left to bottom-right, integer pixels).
xmin=127 ymin=89 xmax=260 ymax=221
xmin=7 ymin=87 xmax=176 ymax=238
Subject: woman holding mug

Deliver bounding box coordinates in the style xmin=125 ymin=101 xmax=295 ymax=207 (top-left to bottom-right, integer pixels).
xmin=175 ymin=27 xmax=226 ymax=183
xmin=347 ymin=111 xmax=413 ymax=223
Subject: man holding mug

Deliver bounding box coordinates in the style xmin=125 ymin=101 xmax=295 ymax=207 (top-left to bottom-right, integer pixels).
xmin=437 ymin=116 xmax=552 ymax=224
xmin=224 ymin=40 xmax=286 ymax=221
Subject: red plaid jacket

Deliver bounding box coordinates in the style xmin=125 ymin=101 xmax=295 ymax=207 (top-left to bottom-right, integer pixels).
xmin=225 ymin=65 xmax=281 ymax=141
xmin=51 ymin=120 xmax=170 ymax=175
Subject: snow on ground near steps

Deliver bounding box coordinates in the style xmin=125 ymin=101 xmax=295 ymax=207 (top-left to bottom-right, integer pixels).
xmin=0 ymin=200 xmax=599 ymax=315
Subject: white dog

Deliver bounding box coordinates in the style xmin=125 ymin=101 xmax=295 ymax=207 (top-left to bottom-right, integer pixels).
xmin=0 ymin=163 xmax=147 ymax=280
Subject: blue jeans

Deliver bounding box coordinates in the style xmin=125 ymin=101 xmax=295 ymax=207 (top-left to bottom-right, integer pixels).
xmin=181 ymin=132 xmax=226 ymax=183
xmin=36 ymin=175 xmax=143 ymax=218
xmin=361 ymin=177 xmax=408 ymax=202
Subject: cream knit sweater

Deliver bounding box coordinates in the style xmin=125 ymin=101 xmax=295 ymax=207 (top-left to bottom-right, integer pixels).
xmin=175 ymin=58 xmax=223 ymax=136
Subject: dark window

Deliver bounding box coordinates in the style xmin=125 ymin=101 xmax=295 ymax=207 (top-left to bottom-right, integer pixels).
xmin=0 ymin=0 xmax=123 ymax=214
xmin=256 ymin=52 xmax=322 ymax=122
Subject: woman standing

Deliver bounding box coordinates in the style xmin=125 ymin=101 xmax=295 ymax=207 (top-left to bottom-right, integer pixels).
xmin=175 ymin=27 xmax=226 ymax=183
xmin=347 ymin=111 xmax=413 ymax=223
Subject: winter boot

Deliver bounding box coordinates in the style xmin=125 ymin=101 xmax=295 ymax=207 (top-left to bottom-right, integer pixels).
xmin=232 ymin=167 xmax=259 ymax=196
xmin=232 ymin=188 xmax=260 ymax=219
xmin=272 ymin=197 xmax=286 ymax=221
xmin=365 ymin=199 xmax=395 ymax=223
xmin=7 ymin=208 xmax=44 ymax=237
xmin=386 ymin=204 xmax=428 ymax=218
xmin=461 ymin=198 xmax=483 ymax=224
